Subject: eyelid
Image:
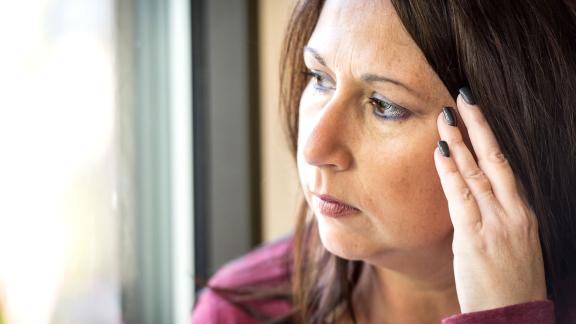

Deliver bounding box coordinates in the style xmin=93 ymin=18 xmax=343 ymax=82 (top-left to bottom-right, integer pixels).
xmin=305 ymin=68 xmax=336 ymax=90
xmin=301 ymin=65 xmax=415 ymax=117
xmin=308 ymin=68 xmax=333 ymax=81
xmin=370 ymin=92 xmax=409 ymax=111
xmin=303 ymin=58 xmax=335 ymax=80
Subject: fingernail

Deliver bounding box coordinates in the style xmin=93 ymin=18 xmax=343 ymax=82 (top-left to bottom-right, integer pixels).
xmin=442 ymin=106 xmax=457 ymax=127
xmin=438 ymin=140 xmax=450 ymax=157
xmin=459 ymin=86 xmax=476 ymax=105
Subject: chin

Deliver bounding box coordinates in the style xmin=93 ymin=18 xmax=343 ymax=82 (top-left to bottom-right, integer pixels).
xmin=316 ymin=216 xmax=371 ymax=261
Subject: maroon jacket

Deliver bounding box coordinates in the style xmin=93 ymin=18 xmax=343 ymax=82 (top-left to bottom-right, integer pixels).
xmin=192 ymin=235 xmax=575 ymax=323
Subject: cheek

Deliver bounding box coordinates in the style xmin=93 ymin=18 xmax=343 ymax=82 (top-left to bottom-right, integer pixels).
xmin=358 ymin=137 xmax=452 ymax=240
xmin=368 ymin=148 xmax=439 ymax=204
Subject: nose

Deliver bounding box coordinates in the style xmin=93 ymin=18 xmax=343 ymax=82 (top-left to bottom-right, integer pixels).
xmin=302 ymin=97 xmax=354 ymax=171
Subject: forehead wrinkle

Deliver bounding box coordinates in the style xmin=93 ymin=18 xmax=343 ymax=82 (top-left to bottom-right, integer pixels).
xmin=310 ymin=0 xmax=442 ymax=104
xmin=315 ymin=1 xmax=411 ymax=72
xmin=310 ymin=30 xmax=402 ymax=79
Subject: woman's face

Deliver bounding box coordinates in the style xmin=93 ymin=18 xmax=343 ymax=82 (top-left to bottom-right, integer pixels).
xmin=297 ymin=0 xmax=461 ymax=264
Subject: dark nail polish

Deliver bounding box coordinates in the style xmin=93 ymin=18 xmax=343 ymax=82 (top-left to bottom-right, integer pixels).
xmin=442 ymin=106 xmax=457 ymax=127
xmin=459 ymin=86 xmax=476 ymax=105
xmin=438 ymin=140 xmax=450 ymax=157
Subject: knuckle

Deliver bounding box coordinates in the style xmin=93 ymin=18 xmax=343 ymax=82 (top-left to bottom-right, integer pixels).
xmin=476 ymin=189 xmax=495 ymax=203
xmin=449 ymin=137 xmax=466 ymax=148
xmin=459 ymin=187 xmax=474 ymax=201
xmin=464 ymin=168 xmax=494 ymax=194
xmin=486 ymin=150 xmax=509 ymax=165
xmin=464 ymin=167 xmax=487 ymax=181
xmin=443 ymin=161 xmax=461 ymax=178
xmin=444 ymin=166 xmax=460 ymax=179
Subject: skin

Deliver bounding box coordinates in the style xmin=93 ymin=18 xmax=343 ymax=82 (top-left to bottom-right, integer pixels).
xmin=296 ymin=0 xmax=547 ymax=323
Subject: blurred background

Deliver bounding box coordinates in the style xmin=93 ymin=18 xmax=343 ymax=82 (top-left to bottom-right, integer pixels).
xmin=0 ymin=0 xmax=298 ymax=323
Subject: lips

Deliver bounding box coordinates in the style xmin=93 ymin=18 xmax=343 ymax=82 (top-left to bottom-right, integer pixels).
xmin=312 ymin=193 xmax=360 ymax=218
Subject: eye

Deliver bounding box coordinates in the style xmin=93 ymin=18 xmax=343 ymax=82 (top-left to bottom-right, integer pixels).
xmin=303 ymin=69 xmax=334 ymax=92
xmin=369 ymin=95 xmax=410 ymax=121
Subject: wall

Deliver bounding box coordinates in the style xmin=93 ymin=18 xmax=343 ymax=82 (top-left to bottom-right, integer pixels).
xmin=258 ymin=0 xmax=302 ymax=242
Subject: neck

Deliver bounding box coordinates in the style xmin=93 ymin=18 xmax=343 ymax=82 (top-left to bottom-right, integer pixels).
xmin=352 ymin=241 xmax=461 ymax=323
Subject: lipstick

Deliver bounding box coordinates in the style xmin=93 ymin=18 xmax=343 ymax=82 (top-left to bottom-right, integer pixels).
xmin=313 ymin=195 xmax=360 ymax=218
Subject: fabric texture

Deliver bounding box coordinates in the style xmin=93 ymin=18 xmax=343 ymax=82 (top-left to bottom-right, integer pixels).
xmin=192 ymin=235 xmax=293 ymax=324
xmin=192 ymin=234 xmax=570 ymax=323
xmin=441 ymin=300 xmax=554 ymax=324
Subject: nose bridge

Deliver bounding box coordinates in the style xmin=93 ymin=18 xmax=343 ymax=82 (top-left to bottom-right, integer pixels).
xmin=302 ymin=93 xmax=354 ymax=170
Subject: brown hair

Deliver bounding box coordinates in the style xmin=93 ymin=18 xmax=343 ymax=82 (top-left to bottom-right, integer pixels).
xmin=280 ymin=0 xmax=576 ymax=323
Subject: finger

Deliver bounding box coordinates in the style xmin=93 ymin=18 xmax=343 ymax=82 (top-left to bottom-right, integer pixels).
xmin=437 ymin=109 xmax=499 ymax=214
xmin=434 ymin=143 xmax=482 ymax=229
xmin=456 ymin=93 xmax=523 ymax=212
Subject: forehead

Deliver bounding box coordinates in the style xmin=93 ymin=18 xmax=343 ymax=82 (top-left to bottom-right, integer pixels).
xmin=307 ymin=0 xmax=435 ymax=100
xmin=309 ymin=0 xmax=416 ymax=56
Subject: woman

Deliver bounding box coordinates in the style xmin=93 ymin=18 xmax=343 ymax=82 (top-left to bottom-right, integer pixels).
xmin=193 ymin=0 xmax=576 ymax=323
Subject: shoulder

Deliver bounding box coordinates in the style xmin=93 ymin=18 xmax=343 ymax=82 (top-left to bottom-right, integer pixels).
xmin=191 ymin=288 xmax=256 ymax=324
xmin=207 ymin=233 xmax=294 ymax=288
xmin=191 ymin=234 xmax=294 ymax=324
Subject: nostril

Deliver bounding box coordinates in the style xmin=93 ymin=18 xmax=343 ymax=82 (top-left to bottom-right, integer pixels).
xmin=302 ymin=133 xmax=352 ymax=170
xmin=301 ymin=104 xmax=354 ymax=170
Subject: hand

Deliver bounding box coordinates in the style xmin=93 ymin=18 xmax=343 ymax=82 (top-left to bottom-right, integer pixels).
xmin=434 ymin=89 xmax=548 ymax=313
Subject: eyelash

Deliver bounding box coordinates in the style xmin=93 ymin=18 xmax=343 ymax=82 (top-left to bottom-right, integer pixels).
xmin=303 ymin=70 xmax=333 ymax=92
xmin=302 ymin=69 xmax=410 ymax=121
xmin=369 ymin=97 xmax=409 ymax=121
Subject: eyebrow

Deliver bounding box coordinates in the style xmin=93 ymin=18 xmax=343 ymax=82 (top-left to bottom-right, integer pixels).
xmin=303 ymin=46 xmax=419 ymax=96
xmin=304 ymin=46 xmax=328 ymax=66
